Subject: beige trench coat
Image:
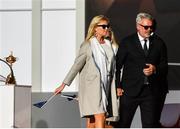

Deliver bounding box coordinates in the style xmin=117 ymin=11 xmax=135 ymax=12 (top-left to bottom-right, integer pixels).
xmin=63 ymin=41 xmax=119 ymax=120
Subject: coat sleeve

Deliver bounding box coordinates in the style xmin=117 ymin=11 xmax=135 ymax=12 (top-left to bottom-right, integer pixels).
xmin=115 ymin=40 xmax=128 ymax=88
xmin=63 ymin=42 xmax=88 ymax=86
xmin=155 ymin=39 xmax=168 ymax=77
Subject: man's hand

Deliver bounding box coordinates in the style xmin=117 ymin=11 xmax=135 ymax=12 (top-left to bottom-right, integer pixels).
xmin=143 ymin=64 xmax=156 ymax=76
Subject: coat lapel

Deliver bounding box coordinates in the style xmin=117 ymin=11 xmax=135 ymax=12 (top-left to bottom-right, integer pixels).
xmin=134 ymin=34 xmax=145 ymax=56
xmin=133 ymin=34 xmax=155 ymax=57
xmin=148 ymin=35 xmax=154 ymax=54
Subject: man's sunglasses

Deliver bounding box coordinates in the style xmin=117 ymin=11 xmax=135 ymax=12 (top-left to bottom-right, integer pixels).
xmin=97 ymin=24 xmax=110 ymax=29
xmin=139 ymin=24 xmax=153 ymax=30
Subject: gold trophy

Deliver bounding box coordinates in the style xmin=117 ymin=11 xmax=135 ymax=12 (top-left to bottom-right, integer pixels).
xmin=4 ymin=51 xmax=17 ymax=85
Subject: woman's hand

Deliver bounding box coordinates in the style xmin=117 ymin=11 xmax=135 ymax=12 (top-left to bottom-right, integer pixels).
xmin=54 ymin=83 xmax=66 ymax=94
xmin=117 ymin=88 xmax=124 ymax=96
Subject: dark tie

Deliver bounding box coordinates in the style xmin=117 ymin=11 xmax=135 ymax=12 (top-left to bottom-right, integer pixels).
xmin=144 ymin=39 xmax=148 ymax=56
xmin=143 ymin=39 xmax=149 ymax=85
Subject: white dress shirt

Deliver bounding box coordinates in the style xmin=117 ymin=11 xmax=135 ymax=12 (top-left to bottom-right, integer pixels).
xmin=137 ymin=32 xmax=149 ymax=50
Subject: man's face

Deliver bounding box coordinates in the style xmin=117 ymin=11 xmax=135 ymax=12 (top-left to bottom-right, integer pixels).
xmin=136 ymin=18 xmax=153 ymax=38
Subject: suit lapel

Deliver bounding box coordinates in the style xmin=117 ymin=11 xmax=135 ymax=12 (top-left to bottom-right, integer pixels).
xmin=148 ymin=36 xmax=154 ymax=54
xmin=133 ymin=34 xmax=155 ymax=57
xmin=134 ymin=34 xmax=145 ymax=56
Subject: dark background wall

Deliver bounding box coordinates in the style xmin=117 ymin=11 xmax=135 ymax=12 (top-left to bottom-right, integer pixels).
xmin=85 ymin=0 xmax=180 ymax=90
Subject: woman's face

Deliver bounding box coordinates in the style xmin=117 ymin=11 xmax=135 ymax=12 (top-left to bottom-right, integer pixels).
xmin=95 ymin=20 xmax=110 ymax=38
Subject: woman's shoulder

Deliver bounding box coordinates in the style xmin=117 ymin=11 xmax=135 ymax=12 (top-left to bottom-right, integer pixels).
xmin=79 ymin=40 xmax=91 ymax=51
xmin=81 ymin=40 xmax=90 ymax=46
xmin=82 ymin=40 xmax=90 ymax=45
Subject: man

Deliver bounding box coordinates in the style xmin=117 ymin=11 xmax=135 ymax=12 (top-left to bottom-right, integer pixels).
xmin=115 ymin=12 xmax=168 ymax=128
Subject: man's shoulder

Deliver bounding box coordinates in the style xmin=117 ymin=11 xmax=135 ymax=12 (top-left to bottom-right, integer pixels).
xmin=151 ymin=34 xmax=166 ymax=45
xmin=122 ymin=33 xmax=137 ymax=40
xmin=121 ymin=33 xmax=138 ymax=43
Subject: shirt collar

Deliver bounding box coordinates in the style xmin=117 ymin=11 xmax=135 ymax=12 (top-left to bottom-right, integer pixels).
xmin=137 ymin=32 xmax=148 ymax=42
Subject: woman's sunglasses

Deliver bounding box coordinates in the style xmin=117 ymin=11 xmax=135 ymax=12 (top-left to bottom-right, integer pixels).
xmin=97 ymin=24 xmax=110 ymax=29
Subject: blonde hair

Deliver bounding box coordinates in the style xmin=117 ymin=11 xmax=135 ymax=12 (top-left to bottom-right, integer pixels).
xmin=85 ymin=15 xmax=109 ymax=41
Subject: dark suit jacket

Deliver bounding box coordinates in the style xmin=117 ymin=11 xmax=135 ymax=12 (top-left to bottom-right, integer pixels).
xmin=116 ymin=33 xmax=168 ymax=97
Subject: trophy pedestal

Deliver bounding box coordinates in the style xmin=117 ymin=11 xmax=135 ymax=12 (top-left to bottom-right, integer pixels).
xmin=0 ymin=85 xmax=31 ymax=128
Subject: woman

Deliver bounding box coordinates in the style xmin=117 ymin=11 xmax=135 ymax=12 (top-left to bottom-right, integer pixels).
xmin=54 ymin=15 xmax=119 ymax=128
